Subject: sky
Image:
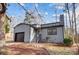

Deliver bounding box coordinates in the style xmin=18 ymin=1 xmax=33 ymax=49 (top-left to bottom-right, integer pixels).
xmin=6 ymin=3 xmax=79 ymax=33
xmin=6 ymin=3 xmax=65 ymax=26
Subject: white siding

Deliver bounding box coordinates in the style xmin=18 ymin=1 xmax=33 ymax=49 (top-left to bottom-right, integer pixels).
xmin=30 ymin=27 xmax=36 ymax=42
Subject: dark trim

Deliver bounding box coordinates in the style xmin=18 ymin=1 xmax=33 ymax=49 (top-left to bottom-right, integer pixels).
xmin=14 ymin=23 xmax=36 ymax=29
xmin=37 ymin=25 xmax=64 ymax=29
xmin=42 ymin=22 xmax=61 ymax=25
xmin=14 ymin=22 xmax=64 ymax=29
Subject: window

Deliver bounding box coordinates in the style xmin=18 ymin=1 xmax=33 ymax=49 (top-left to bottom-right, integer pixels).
xmin=47 ymin=28 xmax=57 ymax=35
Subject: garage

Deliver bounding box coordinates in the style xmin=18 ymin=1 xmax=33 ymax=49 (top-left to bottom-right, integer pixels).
xmin=14 ymin=23 xmax=31 ymax=42
xmin=15 ymin=32 xmax=24 ymax=42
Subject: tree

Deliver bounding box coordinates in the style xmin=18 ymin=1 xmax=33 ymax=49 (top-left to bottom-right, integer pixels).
xmin=64 ymin=3 xmax=72 ymax=38
xmin=0 ymin=3 xmax=7 ymax=47
xmin=0 ymin=3 xmax=7 ymax=40
xmin=4 ymin=15 xmax=10 ymax=33
xmin=72 ymin=3 xmax=77 ymax=40
xmin=24 ymin=10 xmax=35 ymax=24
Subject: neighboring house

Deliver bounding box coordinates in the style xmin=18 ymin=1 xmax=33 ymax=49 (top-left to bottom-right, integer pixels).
xmin=14 ymin=15 xmax=64 ymax=43
xmin=2 ymin=14 xmax=12 ymax=41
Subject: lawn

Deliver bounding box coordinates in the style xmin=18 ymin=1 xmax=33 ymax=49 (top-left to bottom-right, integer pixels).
xmin=0 ymin=42 xmax=78 ymax=55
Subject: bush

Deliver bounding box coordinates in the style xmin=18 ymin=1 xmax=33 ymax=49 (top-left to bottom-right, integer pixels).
xmin=64 ymin=38 xmax=72 ymax=46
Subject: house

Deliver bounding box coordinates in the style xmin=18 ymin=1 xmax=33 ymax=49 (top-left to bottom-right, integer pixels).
xmin=14 ymin=22 xmax=64 ymax=43
xmin=14 ymin=15 xmax=64 ymax=43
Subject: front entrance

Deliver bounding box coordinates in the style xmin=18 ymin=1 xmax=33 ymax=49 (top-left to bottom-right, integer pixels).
xmin=15 ymin=32 xmax=24 ymax=42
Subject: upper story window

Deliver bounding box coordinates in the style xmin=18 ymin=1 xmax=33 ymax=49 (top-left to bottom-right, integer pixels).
xmin=47 ymin=28 xmax=57 ymax=35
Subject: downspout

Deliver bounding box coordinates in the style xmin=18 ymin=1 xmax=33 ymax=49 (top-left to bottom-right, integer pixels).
xmin=28 ymin=19 xmax=31 ymax=43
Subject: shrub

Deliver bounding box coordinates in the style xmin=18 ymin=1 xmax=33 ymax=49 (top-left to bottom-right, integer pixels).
xmin=64 ymin=38 xmax=72 ymax=46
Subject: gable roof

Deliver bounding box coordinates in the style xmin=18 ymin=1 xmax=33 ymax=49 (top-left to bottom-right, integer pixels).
xmin=14 ymin=23 xmax=36 ymax=29
xmin=14 ymin=22 xmax=64 ymax=29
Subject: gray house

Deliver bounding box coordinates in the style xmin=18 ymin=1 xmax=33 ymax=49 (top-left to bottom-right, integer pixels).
xmin=14 ymin=15 xmax=64 ymax=43
xmin=14 ymin=22 xmax=64 ymax=43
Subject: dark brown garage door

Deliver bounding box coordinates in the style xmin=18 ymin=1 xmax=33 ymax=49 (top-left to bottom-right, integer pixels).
xmin=15 ymin=32 xmax=24 ymax=42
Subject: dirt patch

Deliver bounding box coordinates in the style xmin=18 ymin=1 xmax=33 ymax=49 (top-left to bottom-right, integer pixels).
xmin=0 ymin=43 xmax=49 ymax=55
xmin=0 ymin=43 xmax=78 ymax=55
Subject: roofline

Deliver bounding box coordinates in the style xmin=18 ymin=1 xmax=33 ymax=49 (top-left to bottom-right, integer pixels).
xmin=41 ymin=22 xmax=64 ymax=26
xmin=37 ymin=25 xmax=64 ymax=29
xmin=14 ymin=23 xmax=36 ymax=29
xmin=42 ymin=22 xmax=60 ymax=25
xmin=14 ymin=22 xmax=64 ymax=29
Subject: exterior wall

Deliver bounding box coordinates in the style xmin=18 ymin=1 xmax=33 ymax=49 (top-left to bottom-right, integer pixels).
xmin=14 ymin=23 xmax=64 ymax=43
xmin=40 ymin=27 xmax=64 ymax=43
xmin=14 ymin=24 xmax=30 ymax=42
xmin=30 ymin=27 xmax=36 ymax=42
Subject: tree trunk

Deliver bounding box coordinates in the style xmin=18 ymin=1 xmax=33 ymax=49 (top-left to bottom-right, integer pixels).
xmin=0 ymin=15 xmax=5 ymax=47
xmin=0 ymin=3 xmax=6 ymax=48
xmin=65 ymin=3 xmax=72 ymax=37
xmin=73 ymin=3 xmax=77 ymax=43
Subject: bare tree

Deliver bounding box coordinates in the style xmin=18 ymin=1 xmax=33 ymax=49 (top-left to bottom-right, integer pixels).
xmin=72 ymin=3 xmax=77 ymax=40
xmin=64 ymin=3 xmax=72 ymax=38
xmin=0 ymin=3 xmax=7 ymax=47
